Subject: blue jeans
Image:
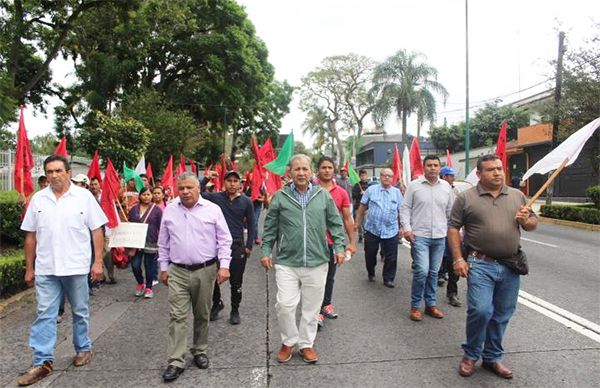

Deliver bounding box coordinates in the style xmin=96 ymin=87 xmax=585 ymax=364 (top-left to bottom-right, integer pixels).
xmin=253 ymin=204 xmax=262 ymax=241
xmin=462 ymin=257 xmax=520 ymax=363
xmin=131 ymin=250 xmax=157 ymax=289
xmin=410 ymin=236 xmax=445 ymax=308
xmin=30 ymin=274 xmax=91 ymax=365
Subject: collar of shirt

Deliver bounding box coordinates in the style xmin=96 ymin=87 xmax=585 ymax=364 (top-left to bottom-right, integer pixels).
xmin=417 ymin=176 xmax=441 ymax=186
xmin=175 ymin=195 xmax=208 ymax=209
xmin=40 ymin=182 xmax=78 ymax=203
xmin=476 ymin=183 xmax=509 ymax=196
xmin=290 ymin=182 xmax=313 ymax=195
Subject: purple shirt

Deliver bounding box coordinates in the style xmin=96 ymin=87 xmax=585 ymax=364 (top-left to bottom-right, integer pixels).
xmin=158 ymin=196 xmax=232 ymax=271
xmin=128 ymin=204 xmax=162 ymax=243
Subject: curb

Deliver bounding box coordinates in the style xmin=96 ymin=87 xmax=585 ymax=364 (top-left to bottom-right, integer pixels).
xmin=0 ymin=287 xmax=35 ymax=317
xmin=538 ymin=216 xmax=600 ymax=231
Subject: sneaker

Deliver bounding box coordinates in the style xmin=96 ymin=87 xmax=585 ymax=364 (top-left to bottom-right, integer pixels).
xmin=56 ymin=314 xmax=63 ymax=324
xmin=144 ymin=288 xmax=154 ymax=299
xmin=135 ymin=283 xmax=145 ymax=297
xmin=321 ymin=304 xmax=338 ymax=319
xmin=254 ymin=238 xmax=262 ymax=245
xmin=437 ymin=278 xmax=447 ymax=287
xmin=152 ymin=280 xmax=159 ymax=287
xmin=317 ymin=313 xmax=325 ymax=330
xmin=229 ymin=309 xmax=241 ymax=325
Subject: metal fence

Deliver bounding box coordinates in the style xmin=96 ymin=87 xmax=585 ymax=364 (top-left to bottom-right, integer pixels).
xmin=0 ymin=150 xmax=92 ymax=192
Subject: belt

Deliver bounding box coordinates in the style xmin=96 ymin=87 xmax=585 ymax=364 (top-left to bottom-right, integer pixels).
xmin=469 ymin=251 xmax=497 ymax=263
xmin=172 ymin=258 xmax=217 ymax=271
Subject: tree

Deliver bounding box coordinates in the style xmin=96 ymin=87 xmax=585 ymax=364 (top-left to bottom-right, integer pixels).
xmin=371 ymin=49 xmax=448 ymax=145
xmin=0 ymin=127 xmax=16 ymax=150
xmin=78 ymin=112 xmax=150 ymax=169
xmin=30 ymin=133 xmax=58 ymax=155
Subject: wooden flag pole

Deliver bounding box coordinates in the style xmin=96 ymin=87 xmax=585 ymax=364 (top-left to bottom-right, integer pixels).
xmin=525 ymin=157 xmax=569 ymax=208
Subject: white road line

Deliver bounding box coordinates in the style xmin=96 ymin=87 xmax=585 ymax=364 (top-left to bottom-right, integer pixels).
xmin=519 ymin=290 xmax=600 ymax=343
xmin=520 ymin=237 xmax=558 ymax=248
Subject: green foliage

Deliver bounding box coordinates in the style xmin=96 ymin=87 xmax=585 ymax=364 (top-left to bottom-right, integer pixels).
xmin=0 ymin=253 xmax=26 ymax=298
xmin=371 ymin=49 xmax=448 ymax=145
xmin=30 ymin=133 xmax=58 ymax=155
xmin=540 ymin=204 xmax=600 ymax=224
xmin=0 ymin=127 xmax=16 ymax=150
xmin=586 ymin=186 xmax=600 ymax=209
xmin=78 ymin=112 xmax=150 ymax=169
xmin=0 ymin=191 xmax=24 ymax=246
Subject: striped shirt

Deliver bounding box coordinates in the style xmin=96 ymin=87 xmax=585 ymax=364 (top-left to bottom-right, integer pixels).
xmin=360 ymin=183 xmax=403 ymax=239
xmin=290 ymin=182 xmax=313 ymax=208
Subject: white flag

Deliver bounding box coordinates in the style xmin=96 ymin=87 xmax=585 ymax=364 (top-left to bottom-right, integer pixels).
xmin=402 ymin=144 xmax=410 ymax=188
xmin=134 ymin=156 xmax=146 ymax=175
xmin=522 ymin=117 xmax=600 ymax=181
xmin=465 ymin=168 xmax=479 ymax=185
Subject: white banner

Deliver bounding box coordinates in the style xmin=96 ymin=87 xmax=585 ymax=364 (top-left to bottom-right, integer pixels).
xmin=108 ymin=223 xmax=148 ymax=248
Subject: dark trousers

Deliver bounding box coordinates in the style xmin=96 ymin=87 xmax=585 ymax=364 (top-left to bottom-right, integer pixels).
xmin=364 ymin=231 xmax=399 ymax=282
xmin=440 ymin=254 xmax=459 ymax=296
xmin=131 ymin=250 xmax=157 ymax=289
xmin=322 ymin=244 xmax=337 ymax=307
xmin=213 ymin=241 xmax=247 ymax=309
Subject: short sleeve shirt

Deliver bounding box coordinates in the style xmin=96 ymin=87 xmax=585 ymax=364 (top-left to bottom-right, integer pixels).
xmin=325 ymin=183 xmax=351 ymax=244
xmin=361 ymin=184 xmax=403 ymax=239
xmin=21 ymin=184 xmax=108 ymax=276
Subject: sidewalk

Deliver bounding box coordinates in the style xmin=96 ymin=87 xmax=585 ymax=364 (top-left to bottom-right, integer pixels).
xmin=0 ymin=244 xmax=598 ymax=387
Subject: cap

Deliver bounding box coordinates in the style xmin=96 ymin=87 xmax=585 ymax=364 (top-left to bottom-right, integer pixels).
xmin=440 ymin=166 xmax=457 ymax=177
xmin=72 ymin=173 xmax=90 ymax=185
xmin=224 ymin=170 xmax=241 ymax=180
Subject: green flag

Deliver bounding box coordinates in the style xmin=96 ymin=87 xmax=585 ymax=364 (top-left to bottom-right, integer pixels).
xmin=265 ymin=132 xmax=294 ymax=176
xmin=123 ymin=163 xmax=145 ymax=192
xmin=348 ymin=163 xmax=360 ymax=186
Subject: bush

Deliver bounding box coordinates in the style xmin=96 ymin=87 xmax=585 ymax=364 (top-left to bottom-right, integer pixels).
xmin=0 ymin=191 xmax=25 ymax=246
xmin=0 ymin=253 xmax=26 ymax=298
xmin=586 ymin=186 xmax=600 ymax=209
xmin=540 ymin=204 xmax=600 ymax=224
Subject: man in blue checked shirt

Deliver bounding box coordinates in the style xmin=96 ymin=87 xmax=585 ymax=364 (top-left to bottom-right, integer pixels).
xmin=354 ymin=168 xmax=403 ymax=288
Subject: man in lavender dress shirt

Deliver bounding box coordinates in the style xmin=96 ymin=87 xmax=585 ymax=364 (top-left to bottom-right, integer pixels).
xmin=157 ymin=172 xmax=232 ymax=382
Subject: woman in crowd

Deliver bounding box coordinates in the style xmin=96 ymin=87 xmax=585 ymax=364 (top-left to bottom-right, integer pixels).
xmin=152 ymin=186 xmax=167 ymax=210
xmin=128 ymin=187 xmax=163 ymax=298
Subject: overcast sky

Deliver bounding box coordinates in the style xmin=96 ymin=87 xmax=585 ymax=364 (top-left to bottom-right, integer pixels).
xmin=238 ymin=0 xmax=599 ymax=142
xmin=15 ymin=0 xmax=599 ymax=147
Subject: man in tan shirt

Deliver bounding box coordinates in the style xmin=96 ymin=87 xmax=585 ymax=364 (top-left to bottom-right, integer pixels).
xmin=448 ymin=154 xmax=537 ymax=380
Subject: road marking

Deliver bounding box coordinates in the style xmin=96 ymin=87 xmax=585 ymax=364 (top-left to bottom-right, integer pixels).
xmin=519 ymin=290 xmax=600 ymax=343
xmin=520 ymin=237 xmax=558 ymax=248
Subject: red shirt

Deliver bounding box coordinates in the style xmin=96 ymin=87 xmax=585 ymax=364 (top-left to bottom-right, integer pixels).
xmin=323 ymin=182 xmax=350 ymax=244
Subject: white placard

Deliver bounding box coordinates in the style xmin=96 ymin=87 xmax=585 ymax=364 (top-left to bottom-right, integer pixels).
xmin=108 ymin=223 xmax=149 ymax=248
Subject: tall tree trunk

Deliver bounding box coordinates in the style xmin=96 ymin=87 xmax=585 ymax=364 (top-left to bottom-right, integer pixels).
xmin=401 ymin=111 xmax=409 ymax=146
xmin=8 ymin=0 xmax=24 ymax=91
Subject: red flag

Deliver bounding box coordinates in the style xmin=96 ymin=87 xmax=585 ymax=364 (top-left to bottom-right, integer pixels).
xmin=250 ymin=163 xmax=263 ymax=201
xmin=87 ymin=150 xmax=102 ymax=184
xmin=189 ymin=160 xmax=198 ymax=176
xmin=230 ymin=159 xmax=238 ymax=172
xmin=409 ymin=138 xmax=423 ymax=179
xmin=214 ymin=154 xmax=227 ymax=191
xmin=175 ymin=154 xmax=186 ymax=177
xmin=160 ymin=155 xmax=174 ymax=194
xmin=258 ymin=138 xmax=281 ymax=194
xmin=446 ymin=148 xmax=453 ymax=168
xmin=54 ymin=136 xmax=68 ymax=157
xmin=100 ymin=159 xmax=121 ymax=228
xmin=203 ymin=163 xmax=213 ymax=178
xmin=146 ymin=162 xmax=153 ymax=182
xmin=391 ymin=144 xmax=402 ymax=185
xmin=495 ymin=119 xmax=508 ymax=169
xmin=13 ymin=106 xmax=35 ymax=198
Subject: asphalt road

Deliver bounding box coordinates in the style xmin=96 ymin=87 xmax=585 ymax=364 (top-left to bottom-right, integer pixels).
xmin=0 ymin=221 xmax=598 ymax=387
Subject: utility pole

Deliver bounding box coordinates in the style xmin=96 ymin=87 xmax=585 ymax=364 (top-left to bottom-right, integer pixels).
xmin=464 ymin=0 xmax=471 ymax=175
xmin=546 ymin=31 xmax=565 ymax=206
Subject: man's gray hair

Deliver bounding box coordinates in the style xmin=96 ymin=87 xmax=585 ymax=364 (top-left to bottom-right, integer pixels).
xmin=177 ymin=172 xmax=200 ymax=185
xmin=288 ymin=154 xmax=312 ymax=168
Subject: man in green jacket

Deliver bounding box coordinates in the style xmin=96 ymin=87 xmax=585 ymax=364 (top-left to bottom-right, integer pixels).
xmin=261 ymin=154 xmax=346 ymax=364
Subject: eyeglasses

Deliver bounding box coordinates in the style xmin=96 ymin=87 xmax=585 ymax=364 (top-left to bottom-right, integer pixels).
xmin=380 ymin=174 xmax=393 ymax=178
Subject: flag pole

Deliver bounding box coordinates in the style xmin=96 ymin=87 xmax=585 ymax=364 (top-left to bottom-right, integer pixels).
xmin=525 ymin=157 xmax=569 ymax=208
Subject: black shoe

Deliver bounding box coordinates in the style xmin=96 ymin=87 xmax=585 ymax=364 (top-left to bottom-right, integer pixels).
xmin=162 ymin=365 xmax=184 ymax=382
xmin=383 ymin=280 xmax=395 ymax=288
xmin=437 ymin=278 xmax=446 ymax=287
xmin=229 ymin=309 xmax=241 ymax=325
xmin=194 ymin=353 xmax=209 ymax=369
xmin=368 ymin=275 xmax=375 ymax=282
xmin=210 ymin=300 xmax=224 ymax=321
xmin=448 ymin=295 xmax=462 ymax=307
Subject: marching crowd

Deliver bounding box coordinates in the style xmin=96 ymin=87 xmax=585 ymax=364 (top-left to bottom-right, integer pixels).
xmin=15 ymin=152 xmax=536 ymax=386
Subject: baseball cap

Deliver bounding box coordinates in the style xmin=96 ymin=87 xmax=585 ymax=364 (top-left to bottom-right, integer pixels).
xmin=72 ymin=173 xmax=90 ymax=185
xmin=440 ymin=166 xmax=456 ymax=176
xmin=224 ymin=170 xmax=241 ymax=180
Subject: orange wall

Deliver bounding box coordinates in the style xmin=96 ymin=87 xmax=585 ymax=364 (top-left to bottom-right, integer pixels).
xmin=517 ymin=123 xmax=552 ymax=146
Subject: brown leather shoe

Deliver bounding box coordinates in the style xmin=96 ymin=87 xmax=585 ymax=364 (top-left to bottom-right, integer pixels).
xmin=16 ymin=361 xmax=53 ymax=386
xmin=482 ymin=361 xmax=513 ymax=379
xmin=458 ymin=357 xmax=476 ymax=377
xmin=73 ymin=351 xmax=93 ymax=367
xmin=425 ymin=306 xmax=444 ymax=319
xmin=298 ymin=347 xmax=318 ymax=363
xmin=277 ymin=344 xmax=294 ymax=363
xmin=409 ymin=307 xmax=423 ymax=321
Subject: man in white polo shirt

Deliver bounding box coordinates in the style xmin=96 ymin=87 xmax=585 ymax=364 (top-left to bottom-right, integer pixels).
xmin=17 ymin=155 xmax=107 ymax=387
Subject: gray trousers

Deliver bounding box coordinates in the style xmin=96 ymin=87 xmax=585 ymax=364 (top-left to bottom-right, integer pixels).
xmin=167 ymin=263 xmax=217 ymax=368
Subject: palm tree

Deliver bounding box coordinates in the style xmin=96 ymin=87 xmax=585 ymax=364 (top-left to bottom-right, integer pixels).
xmin=371 ymin=49 xmax=448 ymax=145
